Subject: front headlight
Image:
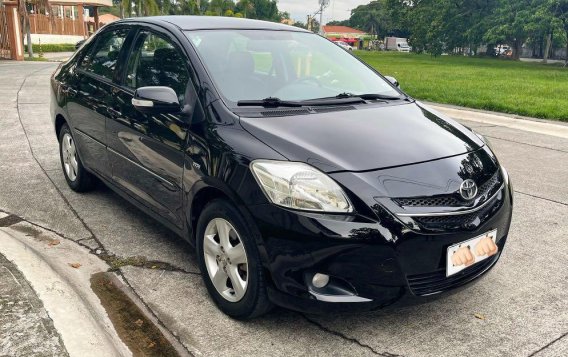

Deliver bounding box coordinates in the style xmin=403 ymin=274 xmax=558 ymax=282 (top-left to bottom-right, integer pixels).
xmin=250 ymin=160 xmax=353 ymax=213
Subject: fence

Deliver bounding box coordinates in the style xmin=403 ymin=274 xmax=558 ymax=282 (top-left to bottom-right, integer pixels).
xmin=28 ymin=13 xmax=85 ymax=36
xmin=0 ymin=4 xmax=12 ymax=59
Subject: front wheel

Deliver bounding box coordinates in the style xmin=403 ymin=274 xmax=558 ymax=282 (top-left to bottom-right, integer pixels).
xmin=196 ymin=199 xmax=272 ymax=319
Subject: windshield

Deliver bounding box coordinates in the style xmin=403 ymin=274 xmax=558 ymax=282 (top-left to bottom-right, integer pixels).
xmin=185 ymin=30 xmax=400 ymax=104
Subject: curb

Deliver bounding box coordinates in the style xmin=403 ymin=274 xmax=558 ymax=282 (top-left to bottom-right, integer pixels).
xmin=0 ymin=225 xmax=131 ymax=357
xmin=423 ymin=102 xmax=568 ymax=139
xmin=0 ymin=216 xmax=192 ymax=357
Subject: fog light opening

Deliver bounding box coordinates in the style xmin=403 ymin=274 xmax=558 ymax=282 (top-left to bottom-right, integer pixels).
xmin=312 ymin=273 xmax=330 ymax=288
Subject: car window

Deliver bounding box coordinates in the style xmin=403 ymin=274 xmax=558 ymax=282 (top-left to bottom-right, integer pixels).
xmin=80 ymin=28 xmax=129 ymax=80
xmin=186 ymin=30 xmax=400 ymax=103
xmin=125 ymin=32 xmax=189 ymax=103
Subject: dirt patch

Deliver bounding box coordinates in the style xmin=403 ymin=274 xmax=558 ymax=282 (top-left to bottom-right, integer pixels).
xmin=10 ymin=223 xmax=61 ymax=246
xmin=90 ymin=272 xmax=180 ymax=357
xmin=0 ymin=214 xmax=24 ymax=227
xmin=97 ymin=253 xmax=192 ymax=273
xmin=9 ymin=224 xmax=42 ymax=237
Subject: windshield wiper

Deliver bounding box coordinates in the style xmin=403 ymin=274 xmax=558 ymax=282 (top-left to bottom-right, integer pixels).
xmin=335 ymin=92 xmax=404 ymax=100
xmin=236 ymin=93 xmax=401 ymax=108
xmin=237 ymin=96 xmax=368 ymax=108
xmin=237 ymin=97 xmax=303 ymax=108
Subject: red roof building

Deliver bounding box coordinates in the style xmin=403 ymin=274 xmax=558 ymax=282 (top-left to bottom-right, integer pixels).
xmin=322 ymin=26 xmax=367 ymax=45
xmin=322 ymin=26 xmax=366 ymax=37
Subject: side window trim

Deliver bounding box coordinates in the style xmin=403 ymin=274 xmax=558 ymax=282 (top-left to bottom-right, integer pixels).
xmin=119 ymin=25 xmax=200 ymax=90
xmin=112 ymin=27 xmax=138 ymax=85
xmin=77 ymin=30 xmax=106 ymax=69
xmin=114 ymin=23 xmax=207 ymax=120
xmin=77 ymin=26 xmax=132 ymax=82
xmin=117 ymin=27 xmax=143 ymax=89
xmin=121 ymin=28 xmax=192 ymax=96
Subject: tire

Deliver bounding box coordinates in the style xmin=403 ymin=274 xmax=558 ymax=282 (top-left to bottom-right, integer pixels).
xmin=196 ymin=199 xmax=272 ymax=319
xmin=58 ymin=123 xmax=95 ymax=192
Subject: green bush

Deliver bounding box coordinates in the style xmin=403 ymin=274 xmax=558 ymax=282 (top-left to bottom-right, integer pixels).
xmin=26 ymin=43 xmax=76 ymax=53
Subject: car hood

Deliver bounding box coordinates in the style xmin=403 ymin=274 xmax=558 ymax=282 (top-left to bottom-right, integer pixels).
xmin=239 ymin=102 xmax=484 ymax=173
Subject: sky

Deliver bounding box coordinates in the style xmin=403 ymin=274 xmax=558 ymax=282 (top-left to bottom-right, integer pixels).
xmin=277 ymin=0 xmax=370 ymax=24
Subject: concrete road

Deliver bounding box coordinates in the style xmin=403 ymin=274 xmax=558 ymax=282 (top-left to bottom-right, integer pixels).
xmin=0 ymin=243 xmax=68 ymax=356
xmin=0 ymin=61 xmax=566 ymax=357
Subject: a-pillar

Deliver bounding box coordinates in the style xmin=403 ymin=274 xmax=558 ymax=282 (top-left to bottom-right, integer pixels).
xmin=4 ymin=2 xmax=23 ymax=61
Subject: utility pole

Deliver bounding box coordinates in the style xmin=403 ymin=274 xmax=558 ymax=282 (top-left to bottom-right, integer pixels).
xmin=312 ymin=0 xmax=329 ymax=35
xmin=318 ymin=1 xmax=324 ymax=35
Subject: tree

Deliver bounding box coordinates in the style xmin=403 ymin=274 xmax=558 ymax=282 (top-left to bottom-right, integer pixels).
xmin=292 ymin=21 xmax=307 ymax=29
xmin=485 ymin=0 xmax=542 ymax=59
xmin=175 ymin=0 xmax=201 ymax=15
xmin=308 ymin=17 xmax=320 ymax=33
xmin=350 ymin=1 xmax=391 ymax=39
xmin=549 ymin=0 xmax=568 ymax=65
xmin=18 ymin=0 xmax=51 ymax=58
xmin=326 ymin=20 xmax=350 ymax=27
xmin=122 ymin=0 xmax=160 ymax=17
xmin=235 ymin=0 xmax=253 ymax=17
xmin=247 ymin=0 xmax=278 ymax=21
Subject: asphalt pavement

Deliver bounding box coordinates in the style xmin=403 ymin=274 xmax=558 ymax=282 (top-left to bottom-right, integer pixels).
xmin=0 ymin=61 xmax=566 ymax=357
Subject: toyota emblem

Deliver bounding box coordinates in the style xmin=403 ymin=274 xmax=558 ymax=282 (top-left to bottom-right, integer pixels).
xmin=460 ymin=179 xmax=478 ymax=200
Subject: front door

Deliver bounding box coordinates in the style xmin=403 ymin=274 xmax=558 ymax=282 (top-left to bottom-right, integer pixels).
xmin=66 ymin=27 xmax=130 ymax=178
xmin=107 ymin=29 xmax=194 ymax=228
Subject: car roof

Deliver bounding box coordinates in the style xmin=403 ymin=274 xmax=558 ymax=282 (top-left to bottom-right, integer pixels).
xmin=119 ymin=16 xmax=308 ymax=32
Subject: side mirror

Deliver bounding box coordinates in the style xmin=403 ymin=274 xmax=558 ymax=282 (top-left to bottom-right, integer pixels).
xmin=385 ymin=76 xmax=400 ymax=88
xmin=132 ymin=86 xmax=180 ymax=114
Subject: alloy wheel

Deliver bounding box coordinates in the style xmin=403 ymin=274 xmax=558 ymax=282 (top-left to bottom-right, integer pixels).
xmin=61 ymin=133 xmax=78 ymax=182
xmin=203 ymin=218 xmax=249 ymax=302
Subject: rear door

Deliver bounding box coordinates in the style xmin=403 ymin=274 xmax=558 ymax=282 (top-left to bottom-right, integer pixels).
xmin=107 ymin=28 xmax=196 ymax=228
xmin=66 ymin=27 xmax=132 ymax=178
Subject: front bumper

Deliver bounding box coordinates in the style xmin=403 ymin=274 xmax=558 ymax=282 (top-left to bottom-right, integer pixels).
xmin=247 ymin=176 xmax=513 ymax=314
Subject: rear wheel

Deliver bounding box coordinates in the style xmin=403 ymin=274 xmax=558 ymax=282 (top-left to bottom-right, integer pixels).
xmin=58 ymin=124 xmax=94 ymax=192
xmin=196 ymin=199 xmax=272 ymax=319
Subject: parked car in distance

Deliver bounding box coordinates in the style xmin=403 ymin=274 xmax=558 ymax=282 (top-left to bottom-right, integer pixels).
xmin=494 ymin=45 xmax=511 ymax=56
xmin=333 ymin=40 xmax=354 ymax=51
xmin=385 ymin=36 xmax=411 ymax=52
xmin=51 ymin=16 xmax=513 ymax=319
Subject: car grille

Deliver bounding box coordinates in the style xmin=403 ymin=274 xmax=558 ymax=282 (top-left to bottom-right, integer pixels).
xmin=395 ymin=195 xmax=462 ymax=207
xmin=413 ymin=193 xmax=504 ymax=232
xmin=394 ymin=171 xmax=501 ymax=208
xmin=407 ymin=253 xmax=499 ymax=296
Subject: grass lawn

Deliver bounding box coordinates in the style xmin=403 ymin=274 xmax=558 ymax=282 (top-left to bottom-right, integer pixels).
xmin=23 ymin=56 xmax=49 ymax=62
xmin=354 ymin=51 xmax=568 ymax=121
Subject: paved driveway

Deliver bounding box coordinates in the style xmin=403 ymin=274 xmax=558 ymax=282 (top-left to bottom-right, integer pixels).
xmin=0 ymin=62 xmax=566 ymax=357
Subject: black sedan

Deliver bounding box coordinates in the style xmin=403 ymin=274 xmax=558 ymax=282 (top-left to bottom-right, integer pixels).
xmin=50 ymin=16 xmax=513 ymax=319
